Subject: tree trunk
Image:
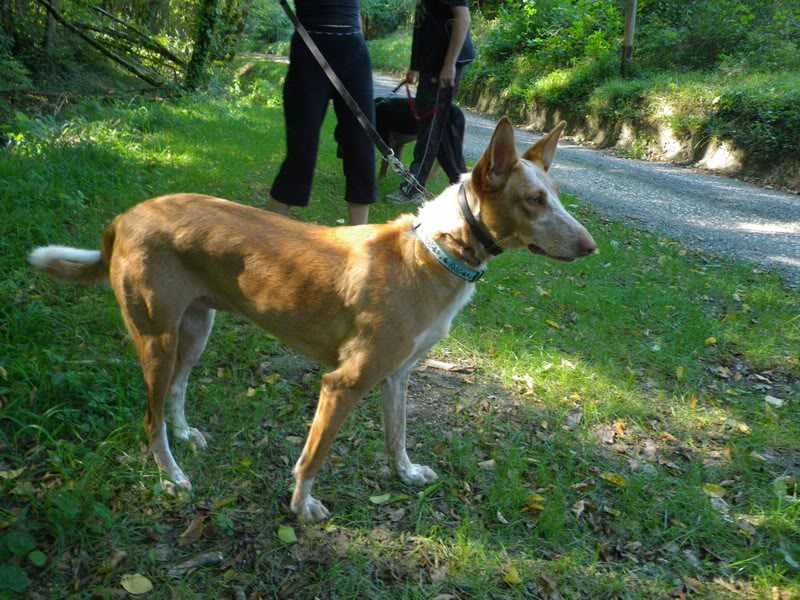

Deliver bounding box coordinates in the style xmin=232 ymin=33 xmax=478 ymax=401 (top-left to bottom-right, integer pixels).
xmin=45 ymin=0 xmax=57 ymax=61
xmin=184 ymin=0 xmax=219 ymax=90
xmin=621 ymin=0 xmax=637 ymax=77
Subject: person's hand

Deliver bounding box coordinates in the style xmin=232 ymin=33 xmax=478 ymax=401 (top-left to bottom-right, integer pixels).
xmin=439 ymin=62 xmax=456 ymax=88
xmin=404 ymin=70 xmax=418 ymax=85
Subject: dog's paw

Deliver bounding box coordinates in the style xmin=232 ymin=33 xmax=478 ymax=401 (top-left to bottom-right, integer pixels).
xmin=292 ymin=496 xmax=331 ymax=523
xmin=161 ymin=474 xmax=192 ymax=495
xmin=174 ymin=427 xmax=208 ymax=450
xmin=398 ymin=463 xmax=438 ymax=487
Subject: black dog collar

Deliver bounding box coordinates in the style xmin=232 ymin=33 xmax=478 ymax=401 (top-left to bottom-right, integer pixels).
xmin=458 ymin=185 xmax=504 ymax=256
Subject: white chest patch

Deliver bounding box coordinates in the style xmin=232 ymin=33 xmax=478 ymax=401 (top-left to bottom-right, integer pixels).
xmin=413 ymin=284 xmax=476 ymax=354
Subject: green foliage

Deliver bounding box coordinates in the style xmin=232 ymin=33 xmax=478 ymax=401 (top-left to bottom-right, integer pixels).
xmin=367 ymin=31 xmax=413 ymax=74
xmin=713 ymin=76 xmax=800 ymax=162
xmin=462 ymin=0 xmax=800 ymax=166
xmin=240 ymin=0 xmax=293 ymax=48
xmin=361 ymin=0 xmax=416 ymax=40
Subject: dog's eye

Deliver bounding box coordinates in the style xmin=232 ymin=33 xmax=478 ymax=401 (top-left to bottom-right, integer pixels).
xmin=527 ymin=193 xmax=545 ymax=206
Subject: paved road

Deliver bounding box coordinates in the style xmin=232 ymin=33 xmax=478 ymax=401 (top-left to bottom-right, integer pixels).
xmin=373 ymin=74 xmax=800 ymax=288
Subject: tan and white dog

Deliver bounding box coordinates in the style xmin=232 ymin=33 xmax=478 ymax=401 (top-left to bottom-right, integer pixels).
xmin=29 ymin=117 xmax=595 ymax=521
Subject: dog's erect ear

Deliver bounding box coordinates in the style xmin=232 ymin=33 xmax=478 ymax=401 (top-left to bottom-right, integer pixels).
xmin=475 ymin=116 xmax=518 ymax=190
xmin=523 ymin=120 xmax=566 ymax=172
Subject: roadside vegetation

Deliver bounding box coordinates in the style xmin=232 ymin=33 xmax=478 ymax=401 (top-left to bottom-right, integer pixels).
xmin=1 ymin=59 xmax=799 ymax=598
xmin=459 ymin=0 xmax=800 ymax=172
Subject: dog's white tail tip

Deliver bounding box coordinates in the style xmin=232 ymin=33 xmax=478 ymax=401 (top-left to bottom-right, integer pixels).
xmin=28 ymin=245 xmax=101 ymax=268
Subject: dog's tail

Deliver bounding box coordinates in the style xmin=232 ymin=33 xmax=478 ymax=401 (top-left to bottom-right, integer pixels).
xmin=28 ymin=220 xmax=116 ymax=284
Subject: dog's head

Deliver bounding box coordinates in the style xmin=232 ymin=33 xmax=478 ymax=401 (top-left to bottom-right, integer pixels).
xmin=470 ymin=117 xmax=596 ymax=262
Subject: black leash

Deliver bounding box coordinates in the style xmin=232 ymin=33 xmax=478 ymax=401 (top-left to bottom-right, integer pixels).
xmin=276 ymin=0 xmax=432 ymax=200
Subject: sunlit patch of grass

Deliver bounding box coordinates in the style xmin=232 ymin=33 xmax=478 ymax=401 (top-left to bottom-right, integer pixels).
xmin=367 ymin=32 xmax=413 ymax=75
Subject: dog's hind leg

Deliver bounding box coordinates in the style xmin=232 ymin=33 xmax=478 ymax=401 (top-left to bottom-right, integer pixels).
xmin=290 ymin=363 xmax=377 ymax=522
xmin=115 ymin=268 xmax=192 ymax=493
xmin=381 ymin=365 xmax=438 ymax=487
xmin=169 ymin=303 xmax=216 ymax=450
xmin=129 ymin=324 xmax=190 ymax=493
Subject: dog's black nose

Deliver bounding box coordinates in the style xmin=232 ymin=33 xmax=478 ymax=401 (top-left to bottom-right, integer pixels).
xmin=578 ymin=237 xmax=597 ymax=257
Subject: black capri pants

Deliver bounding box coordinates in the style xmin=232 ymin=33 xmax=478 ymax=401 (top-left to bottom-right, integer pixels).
xmin=271 ymin=30 xmax=377 ymax=207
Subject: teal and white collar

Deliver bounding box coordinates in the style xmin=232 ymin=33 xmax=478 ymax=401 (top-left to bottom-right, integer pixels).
xmin=412 ymin=222 xmax=485 ymax=283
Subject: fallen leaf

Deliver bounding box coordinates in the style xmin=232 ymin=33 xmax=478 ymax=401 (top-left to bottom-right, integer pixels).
xmin=512 ymin=374 xmax=535 ymax=390
xmin=246 ymin=387 xmax=257 ymax=398
xmin=503 ymin=566 xmax=521 ymax=586
xmin=675 ymin=366 xmax=685 ymax=380
xmin=564 ymin=411 xmax=583 ymax=430
xmin=277 ymin=525 xmax=297 ymax=544
xmin=120 ymin=573 xmax=153 ymax=595
xmin=177 ymin=516 xmax=206 ymax=547
xmin=545 ymin=320 xmax=561 ymax=330
xmin=595 ymin=424 xmax=616 ymax=444
xmin=285 ymin=436 xmax=303 ymax=445
xmin=523 ymin=495 xmax=545 ymax=512
xmin=600 ymin=472 xmax=626 ymax=487
xmin=388 ymin=508 xmax=405 ymax=522
xmin=369 ymin=493 xmax=391 ymax=505
xmin=704 ymin=337 xmax=717 ymax=347
xmin=703 ymin=483 xmax=727 ymax=498
xmin=211 ymin=496 xmax=238 ymax=511
xmin=571 ymin=500 xmax=586 ymax=518
xmin=166 ymin=551 xmax=224 ymax=578
xmin=0 ymin=468 xmax=25 ymax=480
xmin=264 ymin=373 xmax=281 ymax=385
xmin=419 ymin=359 xmax=473 ymax=373
xmin=684 ymin=577 xmax=705 ymax=593
xmin=478 ymin=459 xmax=496 ymax=470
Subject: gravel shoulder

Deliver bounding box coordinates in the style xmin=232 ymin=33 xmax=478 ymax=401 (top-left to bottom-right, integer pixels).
xmin=373 ymin=73 xmax=800 ymax=288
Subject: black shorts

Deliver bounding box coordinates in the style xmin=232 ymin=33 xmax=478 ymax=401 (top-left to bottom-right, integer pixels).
xmin=270 ymin=31 xmax=377 ymax=207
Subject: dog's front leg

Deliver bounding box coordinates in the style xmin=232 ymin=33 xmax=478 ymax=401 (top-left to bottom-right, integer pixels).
xmin=290 ymin=369 xmax=369 ymax=522
xmin=381 ymin=370 xmax=438 ymax=487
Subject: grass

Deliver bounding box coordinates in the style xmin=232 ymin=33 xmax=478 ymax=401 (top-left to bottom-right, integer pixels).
xmin=1 ymin=60 xmax=799 ymax=598
xmin=367 ymin=32 xmax=413 ymax=76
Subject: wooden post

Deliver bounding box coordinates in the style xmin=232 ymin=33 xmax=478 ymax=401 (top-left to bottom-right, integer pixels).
xmin=621 ymin=0 xmax=637 ymax=77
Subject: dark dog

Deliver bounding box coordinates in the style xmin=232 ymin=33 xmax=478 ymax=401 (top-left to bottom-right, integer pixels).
xmin=335 ymin=97 xmax=465 ymax=178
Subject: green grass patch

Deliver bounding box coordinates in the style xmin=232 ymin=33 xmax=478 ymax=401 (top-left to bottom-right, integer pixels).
xmin=367 ymin=31 xmax=412 ymax=76
xmin=1 ymin=63 xmax=798 ymax=598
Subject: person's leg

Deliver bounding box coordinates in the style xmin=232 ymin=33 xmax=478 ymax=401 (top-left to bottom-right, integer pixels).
xmin=405 ymin=73 xmax=455 ymax=192
xmin=436 ymin=104 xmax=467 ymax=184
xmin=269 ymin=35 xmax=332 ymax=213
xmin=267 ymin=198 xmax=291 ymax=217
xmin=347 ymin=202 xmax=369 ymax=226
xmin=433 ymin=67 xmax=467 ymax=184
xmin=332 ymin=34 xmax=376 ymax=224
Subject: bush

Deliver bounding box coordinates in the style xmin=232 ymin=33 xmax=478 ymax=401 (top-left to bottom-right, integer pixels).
xmin=361 ymin=0 xmax=415 ymax=40
xmin=241 ymin=0 xmax=293 ymax=49
xmin=714 ymin=76 xmax=800 ymax=162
